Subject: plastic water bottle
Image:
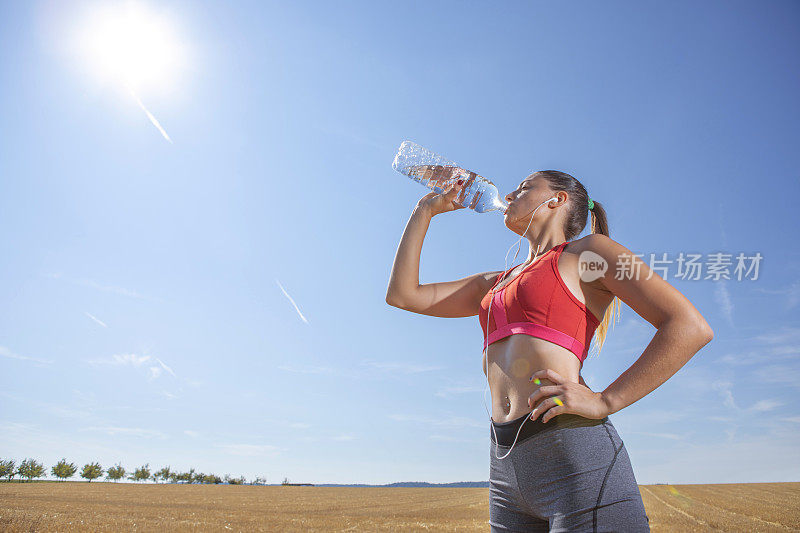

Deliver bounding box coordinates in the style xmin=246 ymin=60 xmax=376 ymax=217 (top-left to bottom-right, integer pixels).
xmin=392 ymin=140 xmax=509 ymax=214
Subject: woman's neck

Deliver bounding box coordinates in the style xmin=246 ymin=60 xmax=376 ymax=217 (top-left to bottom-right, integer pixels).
xmin=523 ymin=231 xmax=567 ymax=263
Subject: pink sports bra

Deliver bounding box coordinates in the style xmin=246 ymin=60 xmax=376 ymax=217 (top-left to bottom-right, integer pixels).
xmin=478 ymin=241 xmax=602 ymax=364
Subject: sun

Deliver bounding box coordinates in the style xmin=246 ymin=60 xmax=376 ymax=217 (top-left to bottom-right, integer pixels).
xmin=73 ymin=0 xmax=184 ymax=92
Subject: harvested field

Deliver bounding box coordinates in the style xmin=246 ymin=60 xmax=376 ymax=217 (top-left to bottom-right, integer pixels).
xmin=1 ymin=481 xmax=798 ymax=531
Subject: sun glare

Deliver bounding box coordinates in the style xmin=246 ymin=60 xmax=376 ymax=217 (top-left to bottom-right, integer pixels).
xmin=74 ymin=1 xmax=184 ymax=92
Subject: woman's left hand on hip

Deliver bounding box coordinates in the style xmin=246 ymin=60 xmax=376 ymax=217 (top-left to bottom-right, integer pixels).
xmin=528 ymin=368 xmax=610 ymax=423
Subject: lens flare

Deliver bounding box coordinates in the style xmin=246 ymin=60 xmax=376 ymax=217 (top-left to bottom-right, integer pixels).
xmin=73 ymin=0 xmax=185 ymax=91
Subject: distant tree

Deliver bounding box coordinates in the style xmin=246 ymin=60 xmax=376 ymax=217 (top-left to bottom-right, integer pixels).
xmin=17 ymin=458 xmax=46 ymax=482
xmin=282 ymin=477 xmax=289 ymax=485
xmin=154 ymin=466 xmax=171 ymax=483
xmin=188 ymin=467 xmax=199 ymax=484
xmin=51 ymin=458 xmax=77 ymax=481
xmin=225 ymin=474 xmax=246 ymax=485
xmin=0 ymin=459 xmax=16 ymax=482
xmin=172 ymin=470 xmax=191 ymax=484
xmin=199 ymin=473 xmax=221 ymax=484
xmin=106 ymin=463 xmax=126 ymax=482
xmin=80 ymin=462 xmax=103 ymax=482
xmin=252 ymin=476 xmax=267 ymax=485
xmin=168 ymin=471 xmax=179 ymax=484
xmin=130 ymin=463 xmax=151 ymax=483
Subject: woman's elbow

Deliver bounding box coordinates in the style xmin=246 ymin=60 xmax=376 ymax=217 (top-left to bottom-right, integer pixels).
xmin=667 ymin=312 xmax=713 ymax=347
xmin=385 ymin=292 xmax=407 ymax=309
xmin=691 ymin=315 xmax=714 ymax=346
xmin=700 ymin=322 xmax=714 ymax=344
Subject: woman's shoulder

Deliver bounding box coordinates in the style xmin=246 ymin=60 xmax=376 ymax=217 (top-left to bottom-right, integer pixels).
xmin=562 ymin=233 xmax=616 ymax=256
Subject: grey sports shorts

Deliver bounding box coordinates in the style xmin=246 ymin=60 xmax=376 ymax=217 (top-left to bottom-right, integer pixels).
xmin=489 ymin=411 xmax=650 ymax=532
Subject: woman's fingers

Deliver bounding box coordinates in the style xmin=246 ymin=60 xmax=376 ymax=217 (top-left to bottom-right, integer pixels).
xmin=528 ymin=385 xmax=560 ymax=409
xmin=531 ymin=368 xmax=565 ymax=385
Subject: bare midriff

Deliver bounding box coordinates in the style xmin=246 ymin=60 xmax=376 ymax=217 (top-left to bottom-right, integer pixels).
xmin=482 ymin=334 xmax=581 ymax=424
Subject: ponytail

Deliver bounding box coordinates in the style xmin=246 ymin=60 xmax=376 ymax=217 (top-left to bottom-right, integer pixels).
xmin=534 ymin=171 xmax=621 ymax=358
xmin=587 ymin=199 xmax=620 ymax=356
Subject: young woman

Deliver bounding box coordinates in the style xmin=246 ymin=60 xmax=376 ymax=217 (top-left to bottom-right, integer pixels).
xmin=386 ymin=169 xmax=714 ymax=532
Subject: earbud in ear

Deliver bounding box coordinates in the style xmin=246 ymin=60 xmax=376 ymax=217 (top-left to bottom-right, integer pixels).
xmin=548 ymin=197 xmax=559 ymax=204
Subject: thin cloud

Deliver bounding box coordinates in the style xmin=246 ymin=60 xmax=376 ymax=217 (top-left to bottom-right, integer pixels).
xmin=154 ymin=357 xmax=176 ymax=377
xmin=752 ymin=326 xmax=800 ymax=345
xmin=90 ymin=353 xmax=151 ymax=366
xmin=429 ymin=434 xmax=475 ymax=443
xmin=749 ymin=399 xmax=783 ymax=412
xmin=1 ymin=391 xmax=94 ymax=421
xmin=78 ymin=278 xmax=145 ymax=298
xmin=610 ymin=408 xmax=690 ymax=427
xmin=434 ymin=385 xmax=486 ymax=398
xmin=82 ymin=425 xmax=167 ymax=439
xmin=626 ymin=431 xmax=686 ymax=441
xmin=713 ymin=205 xmax=734 ymax=327
xmin=85 ymin=311 xmax=108 ymax=328
xmin=707 ymin=416 xmax=735 ymax=422
xmin=754 ymin=363 xmax=800 ymax=388
xmin=713 ymin=280 xmax=734 ymax=327
xmin=275 ymin=279 xmax=309 ymax=324
xmin=44 ymin=272 xmax=148 ymax=299
xmin=388 ymin=413 xmax=485 ymax=429
xmin=711 ymin=379 xmax=737 ymax=409
xmin=278 ymin=363 xmax=337 ymax=375
xmin=754 ymin=280 xmax=800 ymax=310
xmin=359 ymin=358 xmax=445 ymax=374
xmin=0 ymin=345 xmax=53 ymax=366
xmin=128 ymin=86 xmax=172 ymax=143
xmin=716 ymin=326 xmax=800 ymax=366
xmin=87 ymin=353 xmax=177 ymax=381
xmin=214 ymin=443 xmax=282 ymax=457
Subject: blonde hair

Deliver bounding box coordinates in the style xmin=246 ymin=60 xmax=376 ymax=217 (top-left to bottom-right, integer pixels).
xmin=587 ymin=198 xmax=620 ymax=355
xmin=533 ymin=170 xmax=621 ymax=356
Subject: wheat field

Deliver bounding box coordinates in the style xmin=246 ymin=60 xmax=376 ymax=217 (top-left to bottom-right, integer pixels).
xmin=1 ymin=481 xmax=798 ymax=531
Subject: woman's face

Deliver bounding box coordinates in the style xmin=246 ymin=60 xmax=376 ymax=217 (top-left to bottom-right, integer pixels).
xmin=503 ymin=175 xmax=559 ymax=235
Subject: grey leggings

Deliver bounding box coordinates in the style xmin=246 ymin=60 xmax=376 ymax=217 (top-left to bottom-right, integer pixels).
xmin=490 ymin=411 xmax=650 ymax=532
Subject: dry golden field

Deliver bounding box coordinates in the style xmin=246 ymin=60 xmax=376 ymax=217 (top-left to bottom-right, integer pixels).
xmin=1 ymin=481 xmax=798 ymax=532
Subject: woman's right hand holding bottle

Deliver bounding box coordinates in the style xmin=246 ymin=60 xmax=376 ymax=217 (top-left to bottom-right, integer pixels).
xmin=417 ymin=181 xmax=466 ymax=216
xmin=415 ymin=167 xmax=467 ymax=216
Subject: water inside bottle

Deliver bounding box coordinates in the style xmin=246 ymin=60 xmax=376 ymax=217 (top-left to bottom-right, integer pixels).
xmin=392 ymin=140 xmax=509 ymax=213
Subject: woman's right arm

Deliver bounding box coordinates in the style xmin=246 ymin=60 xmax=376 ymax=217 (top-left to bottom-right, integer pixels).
xmin=385 ymin=181 xmax=501 ymax=318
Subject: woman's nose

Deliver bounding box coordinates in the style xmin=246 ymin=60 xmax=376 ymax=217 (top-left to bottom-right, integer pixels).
xmin=505 ymin=191 xmax=515 ymax=203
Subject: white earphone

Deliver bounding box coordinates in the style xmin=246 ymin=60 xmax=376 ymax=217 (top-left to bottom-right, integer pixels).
xmin=483 ymin=194 xmax=560 ymax=459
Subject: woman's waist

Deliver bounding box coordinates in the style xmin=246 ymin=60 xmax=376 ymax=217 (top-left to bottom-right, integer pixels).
xmin=485 ymin=336 xmax=581 ymax=423
xmin=485 ymin=335 xmax=581 ymax=382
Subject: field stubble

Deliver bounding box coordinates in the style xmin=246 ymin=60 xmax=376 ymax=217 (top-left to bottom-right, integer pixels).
xmin=1 ymin=481 xmax=798 ymax=532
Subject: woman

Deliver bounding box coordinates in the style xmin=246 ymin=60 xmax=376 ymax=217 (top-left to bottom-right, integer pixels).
xmin=386 ymin=169 xmax=714 ymax=532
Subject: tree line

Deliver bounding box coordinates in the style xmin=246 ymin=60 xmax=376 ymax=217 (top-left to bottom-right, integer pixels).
xmin=0 ymin=458 xmax=276 ymax=485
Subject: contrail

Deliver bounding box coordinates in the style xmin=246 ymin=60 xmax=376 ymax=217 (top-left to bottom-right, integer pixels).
xmin=126 ymin=85 xmax=172 ymax=143
xmin=155 ymin=357 xmax=176 ymax=377
xmin=85 ymin=311 xmax=108 ymax=328
xmin=275 ymin=279 xmax=309 ymax=324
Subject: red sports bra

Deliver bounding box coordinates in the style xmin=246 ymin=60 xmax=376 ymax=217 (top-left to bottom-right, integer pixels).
xmin=478 ymin=241 xmax=602 ymax=364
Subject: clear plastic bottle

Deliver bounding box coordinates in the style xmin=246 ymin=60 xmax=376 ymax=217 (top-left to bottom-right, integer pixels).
xmin=392 ymin=140 xmax=509 ymax=214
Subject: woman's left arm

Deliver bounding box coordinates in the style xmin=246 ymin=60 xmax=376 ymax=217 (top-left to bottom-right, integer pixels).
xmin=589 ymin=234 xmax=714 ymax=415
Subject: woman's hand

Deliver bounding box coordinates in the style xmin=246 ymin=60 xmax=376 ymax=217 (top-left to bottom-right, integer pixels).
xmin=528 ymin=369 xmax=611 ymax=423
xmin=415 ymin=166 xmax=467 ymax=216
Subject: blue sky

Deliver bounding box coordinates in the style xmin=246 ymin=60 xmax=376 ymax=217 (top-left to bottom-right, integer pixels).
xmin=1 ymin=0 xmax=799 ymax=485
